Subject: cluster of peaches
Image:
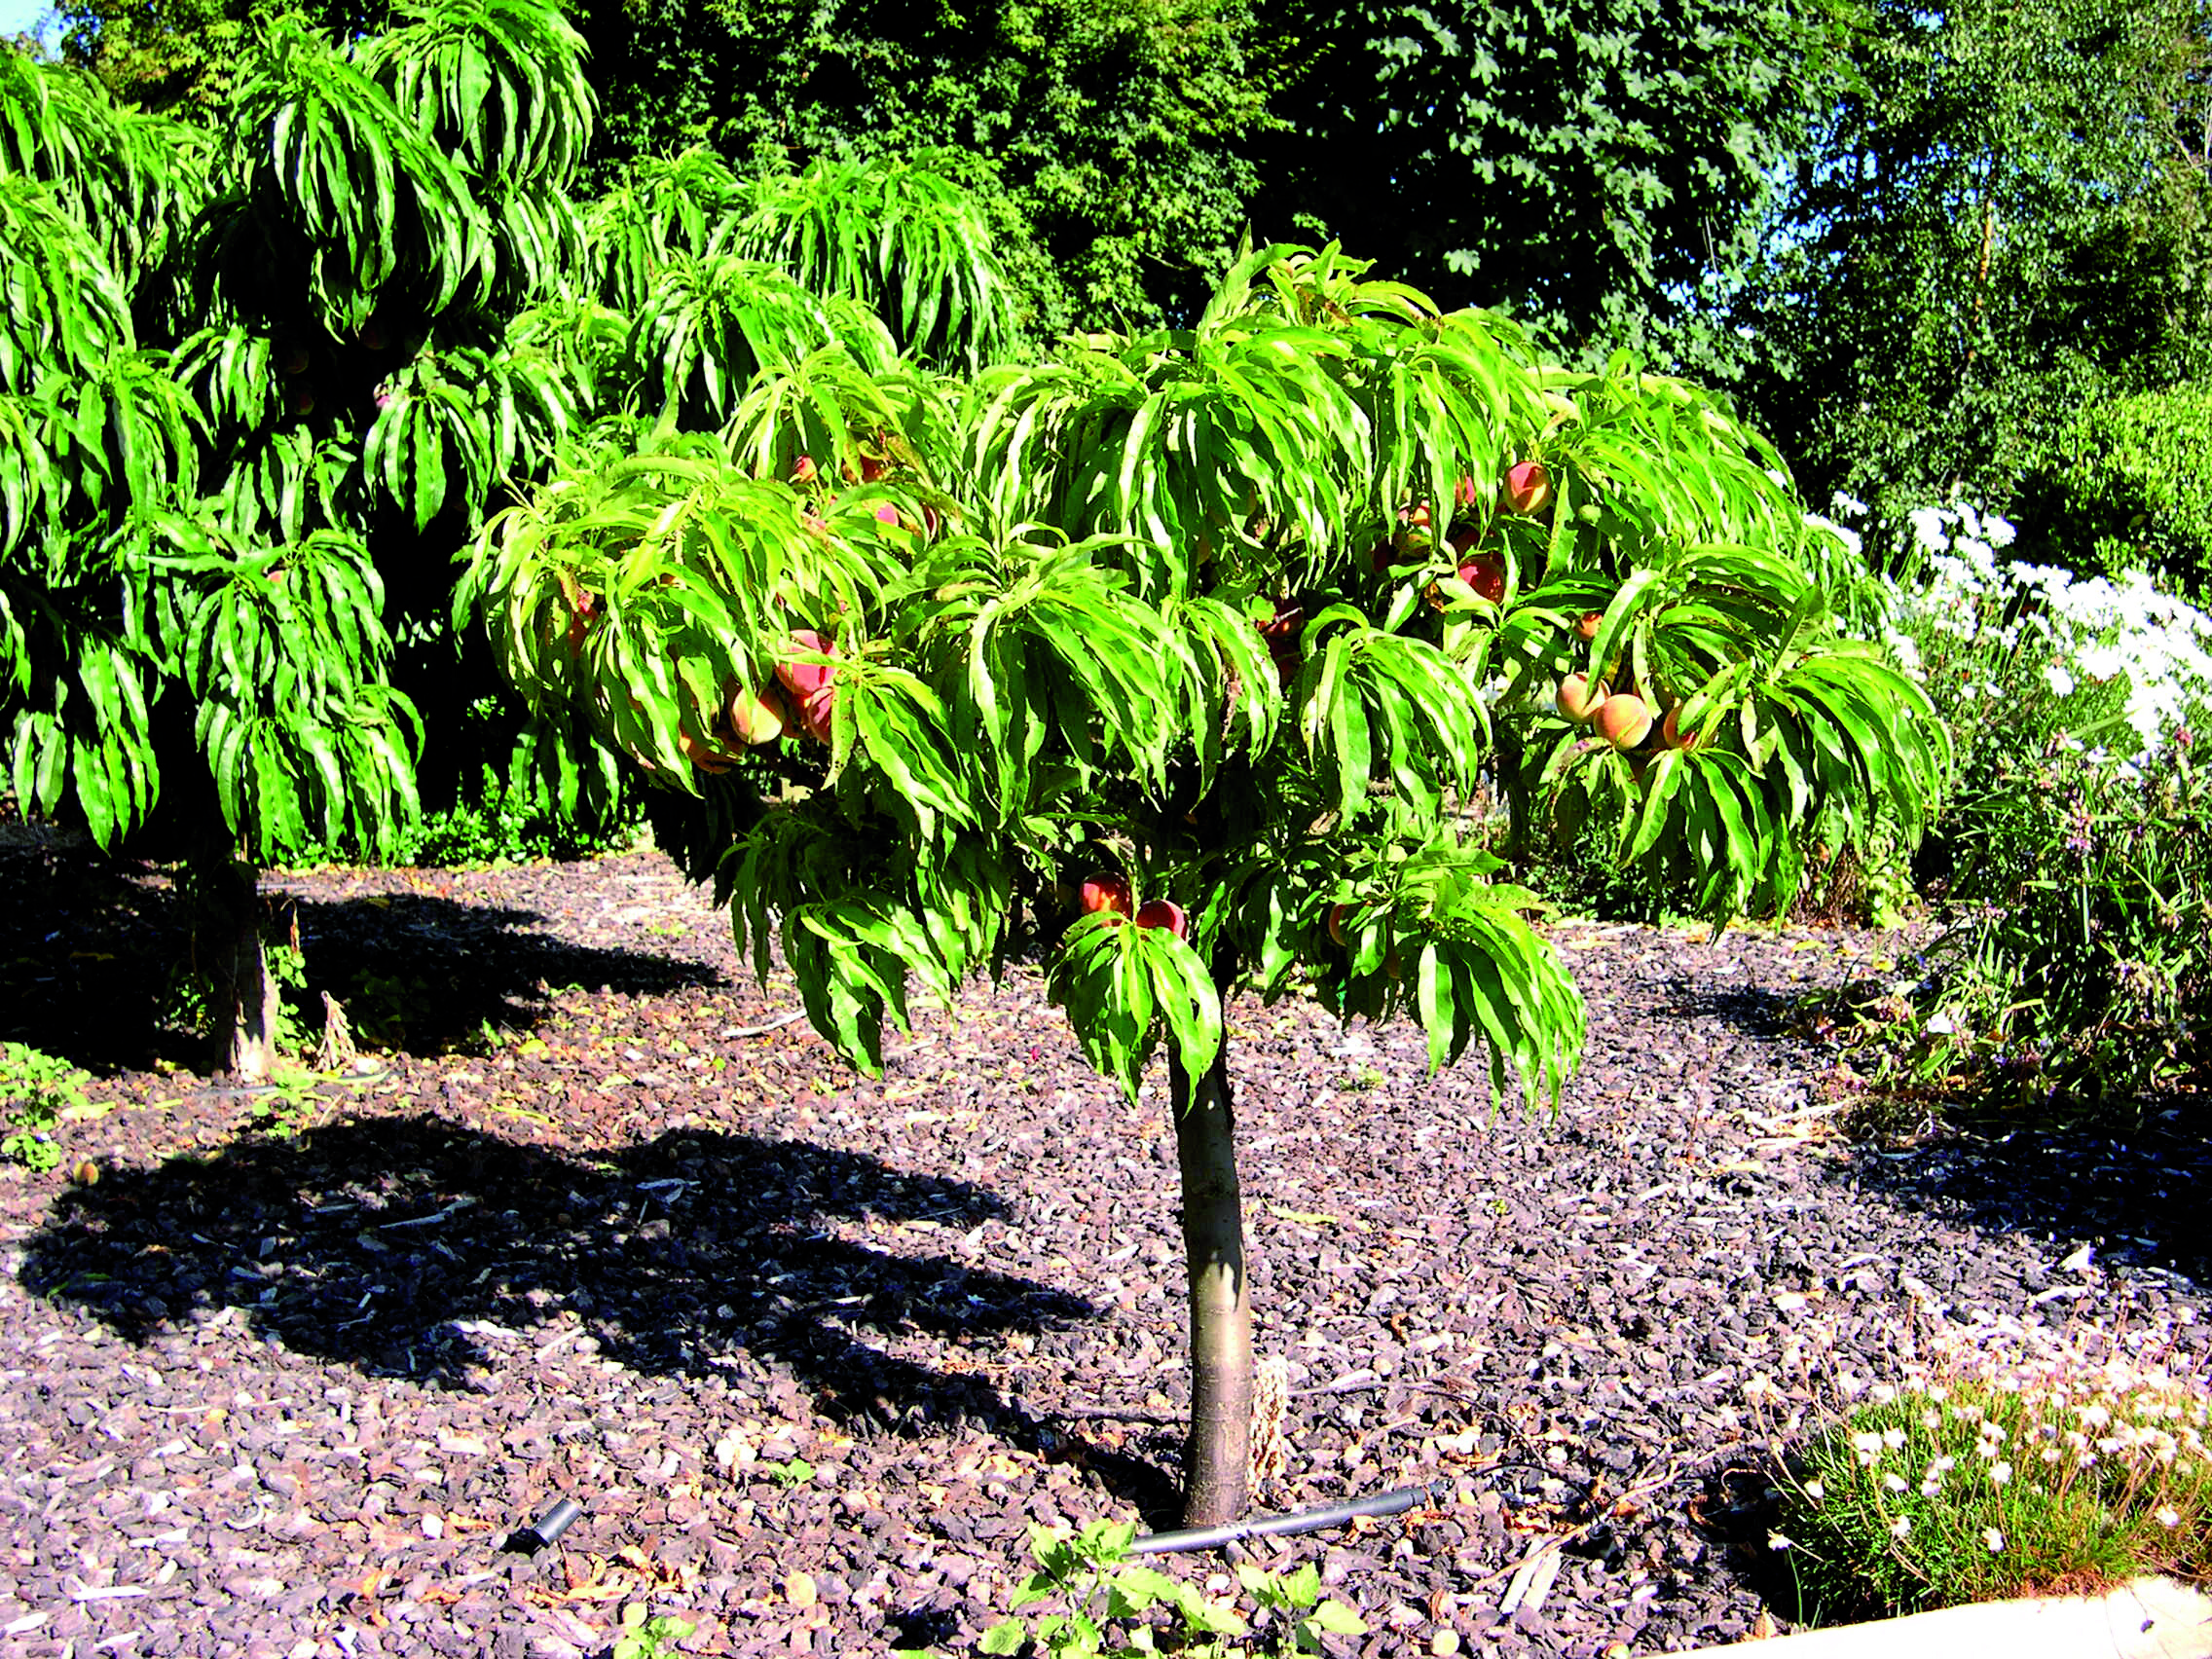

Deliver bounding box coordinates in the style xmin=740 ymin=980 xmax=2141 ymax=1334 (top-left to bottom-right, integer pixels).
xmin=1075 ymin=873 xmax=1188 ymax=939
xmin=1257 ymin=459 xmax=1554 ymax=685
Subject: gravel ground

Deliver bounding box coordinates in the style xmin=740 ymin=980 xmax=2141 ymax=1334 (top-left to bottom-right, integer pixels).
xmin=1 ymin=840 xmax=2205 ymax=1659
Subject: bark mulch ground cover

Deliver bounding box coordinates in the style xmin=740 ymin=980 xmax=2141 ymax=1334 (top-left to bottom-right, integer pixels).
xmin=1 ymin=836 xmax=2206 ymax=1659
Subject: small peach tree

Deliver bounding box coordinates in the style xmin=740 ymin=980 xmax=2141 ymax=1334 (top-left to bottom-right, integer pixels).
xmin=462 ymin=245 xmax=1947 ymax=1525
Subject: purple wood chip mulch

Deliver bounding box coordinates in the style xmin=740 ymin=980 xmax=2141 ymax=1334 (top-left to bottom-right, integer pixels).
xmin=1 ymin=841 xmax=2204 ymax=1658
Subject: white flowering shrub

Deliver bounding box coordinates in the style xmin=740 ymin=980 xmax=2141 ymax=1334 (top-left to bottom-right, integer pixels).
xmin=1885 ymin=501 xmax=2212 ymax=759
xmin=1807 ymin=498 xmax=2212 ymax=1115
xmin=1773 ymin=1347 xmax=2211 ymax=1617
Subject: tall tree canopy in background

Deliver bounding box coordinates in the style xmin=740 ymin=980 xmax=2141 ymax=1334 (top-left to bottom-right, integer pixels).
xmin=1246 ymin=0 xmax=1850 ymax=355
xmin=1727 ymin=0 xmax=2212 ymax=522
xmin=571 ymin=0 xmax=1272 ymax=331
xmin=55 ymin=0 xmax=1269 ymax=332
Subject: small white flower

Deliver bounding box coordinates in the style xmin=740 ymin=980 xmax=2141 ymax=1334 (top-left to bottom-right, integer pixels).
xmin=2155 ymin=1507 xmax=2182 ymax=1529
xmin=1919 ymin=1477 xmax=1942 ymax=1497
xmin=1891 ymin=1514 xmax=1913 ymax=1539
xmin=1884 ymin=1472 xmax=1908 ymax=1493
xmin=2044 ymin=662 xmax=2076 ymax=697
xmin=1804 ymin=1480 xmax=1825 ymax=1501
xmin=1870 ymin=1383 xmax=1898 ymax=1404
xmin=1883 ymin=1427 xmax=1908 ymax=1451
xmin=1990 ymin=1461 xmax=2012 ymax=1486
xmin=1921 ymin=1410 xmax=1942 ymax=1430
xmin=1770 ymin=1531 xmax=1796 ymax=1550
xmin=1853 ymin=1430 xmax=1884 ymax=1457
xmin=1982 ymin=1528 xmax=2005 ymax=1552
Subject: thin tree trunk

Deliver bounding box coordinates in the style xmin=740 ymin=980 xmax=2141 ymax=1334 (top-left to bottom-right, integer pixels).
xmin=192 ymin=840 xmax=278 ymax=1083
xmin=1169 ymin=1041 xmax=1252 ymax=1527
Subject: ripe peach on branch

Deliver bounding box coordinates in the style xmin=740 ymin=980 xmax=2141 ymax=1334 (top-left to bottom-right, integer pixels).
xmin=1556 ymin=673 xmax=1607 ymax=722
xmin=1081 ymin=872 xmax=1133 ymax=917
xmin=726 ymin=682 xmax=791 ymax=746
xmin=1134 ymin=900 xmax=1188 ymax=940
xmin=1595 ymin=692 xmax=1653 ymax=751
xmin=774 ymin=631 xmax=840 ymax=744
xmin=1500 ymin=460 xmax=1553 ymax=516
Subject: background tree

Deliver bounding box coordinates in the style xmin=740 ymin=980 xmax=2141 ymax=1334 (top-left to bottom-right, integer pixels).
xmin=1244 ymin=0 xmax=1853 ymax=357
xmin=1725 ymin=0 xmax=2212 ymax=525
xmin=539 ymin=0 xmax=1272 ymax=332
xmin=461 ymin=244 xmax=1945 ymax=1524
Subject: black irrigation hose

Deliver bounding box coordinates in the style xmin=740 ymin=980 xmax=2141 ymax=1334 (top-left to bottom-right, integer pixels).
xmin=1127 ymin=1461 xmax=1601 ymax=1556
xmin=1129 ymin=1480 xmax=1450 ymax=1555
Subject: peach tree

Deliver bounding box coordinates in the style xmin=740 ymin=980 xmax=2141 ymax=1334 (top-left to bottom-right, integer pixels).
xmin=1 ymin=4 xmax=1018 ymax=1078
xmin=462 ymin=242 xmax=1946 ymax=1524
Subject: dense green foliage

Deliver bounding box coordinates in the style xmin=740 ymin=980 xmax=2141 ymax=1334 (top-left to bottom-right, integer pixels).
xmin=1247 ymin=0 xmax=1851 ymax=354
xmin=1 ymin=2 xmax=1020 ymax=1076
xmin=559 ymin=0 xmax=1272 ymax=332
xmin=2022 ymin=385 xmax=2212 ymax=594
xmin=463 ymin=243 xmax=1943 ymax=1097
xmin=1728 ymin=0 xmax=2212 ymax=521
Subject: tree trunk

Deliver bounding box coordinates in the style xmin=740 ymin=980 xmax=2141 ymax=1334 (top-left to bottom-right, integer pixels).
xmin=1169 ymin=1042 xmax=1252 ymax=1527
xmin=1496 ymin=726 xmax=1530 ymax=866
xmin=191 ymin=840 xmax=278 ymax=1084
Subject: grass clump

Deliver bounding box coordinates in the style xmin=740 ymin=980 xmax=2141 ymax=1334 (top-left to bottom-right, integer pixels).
xmin=1771 ymin=1343 xmax=2211 ymax=1619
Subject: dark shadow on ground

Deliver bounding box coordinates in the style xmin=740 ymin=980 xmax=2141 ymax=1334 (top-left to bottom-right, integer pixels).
xmin=0 ymin=834 xmax=722 ymax=1071
xmin=20 ymin=1115 xmax=1178 ymax=1520
xmin=1656 ymin=977 xmax=1799 ymax=1041
xmin=1816 ymin=1109 xmax=2212 ymax=1290
xmin=278 ymin=889 xmax=721 ymax=1053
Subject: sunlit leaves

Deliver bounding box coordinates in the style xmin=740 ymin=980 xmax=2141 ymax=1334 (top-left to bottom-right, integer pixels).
xmin=6 ymin=623 xmax=158 ymax=851
xmin=1047 ymin=912 xmax=1224 ymax=1100
xmin=904 ymin=534 xmax=1185 ymax=811
xmin=364 ymin=340 xmax=579 ymax=529
xmin=37 ymin=349 xmax=203 ymax=517
xmin=0 ymin=50 xmax=209 ymax=281
xmin=1540 ymin=634 xmax=1950 ymax=921
xmin=626 ymin=255 xmax=898 ymax=428
xmin=364 ymin=0 xmax=594 ymax=189
xmin=0 ymin=175 xmax=133 ymax=392
xmin=234 ymin=15 xmax=491 ymax=334
xmin=155 ymin=522 xmax=423 ymax=861
xmin=1296 ymin=612 xmax=1488 ymax=823
xmin=582 ymin=147 xmax=751 ymax=313
xmin=736 ymin=152 xmax=1023 ymax=373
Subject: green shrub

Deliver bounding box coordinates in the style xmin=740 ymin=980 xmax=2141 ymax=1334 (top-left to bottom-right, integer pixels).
xmin=1836 ymin=502 xmax=2212 ymax=1122
xmin=0 ymin=1044 xmax=90 ymax=1172
xmin=2032 ymin=384 xmax=2212 ymax=594
xmin=280 ymin=760 xmax=644 ymax=871
xmin=1772 ymin=1357 xmax=2212 ymax=1619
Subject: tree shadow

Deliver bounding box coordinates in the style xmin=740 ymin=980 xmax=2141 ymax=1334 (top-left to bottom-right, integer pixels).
xmin=277 ymin=888 xmax=723 ymax=1053
xmin=0 ymin=831 xmax=725 ymax=1071
xmin=1817 ymin=1109 xmax=2212 ymax=1290
xmin=1656 ymin=976 xmax=1799 ymax=1041
xmin=21 ymin=1116 xmax=1177 ymax=1515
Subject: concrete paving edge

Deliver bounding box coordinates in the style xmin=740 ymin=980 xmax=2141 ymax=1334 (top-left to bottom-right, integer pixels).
xmin=1686 ymin=1578 xmax=2212 ymax=1658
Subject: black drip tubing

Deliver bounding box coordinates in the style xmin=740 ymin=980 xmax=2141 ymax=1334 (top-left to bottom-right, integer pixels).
xmin=1126 ymin=1460 xmax=1601 ymax=1556
xmin=1127 ymin=1480 xmax=1450 ymax=1556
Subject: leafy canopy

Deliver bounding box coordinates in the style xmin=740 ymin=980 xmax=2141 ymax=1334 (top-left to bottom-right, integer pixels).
xmin=463 ymin=244 xmax=1946 ymax=1109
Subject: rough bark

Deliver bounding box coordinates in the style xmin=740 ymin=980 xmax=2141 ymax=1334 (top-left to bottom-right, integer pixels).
xmin=191 ymin=842 xmax=278 ymax=1084
xmin=1169 ymin=1041 xmax=1252 ymax=1527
